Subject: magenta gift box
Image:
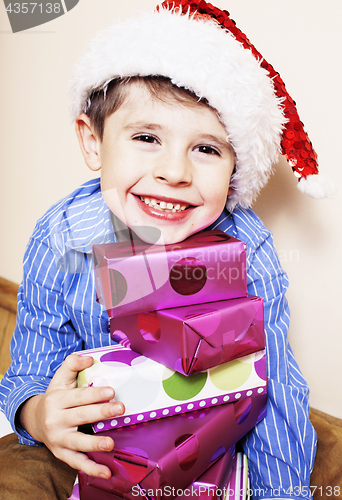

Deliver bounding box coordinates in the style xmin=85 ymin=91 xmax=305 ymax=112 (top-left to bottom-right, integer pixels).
xmin=78 ymin=394 xmax=266 ymax=500
xmin=76 ymin=345 xmax=267 ymax=432
xmin=175 ymin=447 xmax=235 ymax=500
xmin=78 ymin=447 xmax=235 ymax=500
xmin=111 ymin=295 xmax=264 ymax=376
xmin=93 ymin=230 xmax=247 ymax=318
xmin=70 ymin=449 xmax=247 ymax=500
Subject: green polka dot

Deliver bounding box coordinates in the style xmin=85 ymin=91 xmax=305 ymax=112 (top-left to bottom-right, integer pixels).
xmin=163 ymin=369 xmax=207 ymax=401
xmin=210 ymin=360 xmax=252 ymax=391
xmin=77 ymin=369 xmax=88 ymax=388
xmin=76 ymin=358 xmax=100 ymax=388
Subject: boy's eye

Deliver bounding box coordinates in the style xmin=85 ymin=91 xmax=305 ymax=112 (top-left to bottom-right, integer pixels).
xmin=133 ymin=134 xmax=159 ymax=144
xmin=196 ymin=145 xmax=221 ymax=156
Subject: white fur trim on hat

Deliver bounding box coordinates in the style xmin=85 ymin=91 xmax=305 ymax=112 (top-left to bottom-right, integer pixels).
xmin=297 ymin=174 xmax=336 ymax=199
xmin=69 ymin=7 xmax=286 ymax=210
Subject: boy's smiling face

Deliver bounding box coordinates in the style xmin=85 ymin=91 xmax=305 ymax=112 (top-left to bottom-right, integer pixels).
xmin=77 ymin=82 xmax=235 ymax=244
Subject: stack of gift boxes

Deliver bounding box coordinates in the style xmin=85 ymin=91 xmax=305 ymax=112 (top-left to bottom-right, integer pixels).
xmin=76 ymin=230 xmax=268 ymax=500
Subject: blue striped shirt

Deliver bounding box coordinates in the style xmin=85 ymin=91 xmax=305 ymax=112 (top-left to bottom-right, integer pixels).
xmin=0 ymin=178 xmax=316 ymax=499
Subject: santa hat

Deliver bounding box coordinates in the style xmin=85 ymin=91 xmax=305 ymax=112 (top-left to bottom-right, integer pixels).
xmin=69 ymin=0 xmax=335 ymax=211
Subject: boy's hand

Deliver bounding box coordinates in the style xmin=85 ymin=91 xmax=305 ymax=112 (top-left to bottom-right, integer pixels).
xmin=20 ymin=354 xmax=125 ymax=479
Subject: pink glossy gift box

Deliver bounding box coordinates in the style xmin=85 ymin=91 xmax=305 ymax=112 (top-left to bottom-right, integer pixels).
xmin=78 ymin=394 xmax=266 ymax=500
xmin=93 ymin=230 xmax=247 ymax=318
xmin=76 ymin=344 xmax=267 ymax=432
xmin=111 ymin=295 xmax=264 ymax=376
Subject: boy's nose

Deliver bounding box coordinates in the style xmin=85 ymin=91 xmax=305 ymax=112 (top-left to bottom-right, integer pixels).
xmin=153 ymin=153 xmax=192 ymax=186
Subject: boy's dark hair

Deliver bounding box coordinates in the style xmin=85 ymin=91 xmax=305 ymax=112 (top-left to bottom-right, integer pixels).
xmin=85 ymin=75 xmax=211 ymax=141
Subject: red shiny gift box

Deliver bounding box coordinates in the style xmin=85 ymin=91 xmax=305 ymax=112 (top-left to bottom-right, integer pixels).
xmin=78 ymin=392 xmax=267 ymax=500
xmin=111 ymin=295 xmax=264 ymax=376
xmin=93 ymin=230 xmax=247 ymax=318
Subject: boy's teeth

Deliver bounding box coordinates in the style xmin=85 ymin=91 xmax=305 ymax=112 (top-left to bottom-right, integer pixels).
xmin=140 ymin=197 xmax=189 ymax=212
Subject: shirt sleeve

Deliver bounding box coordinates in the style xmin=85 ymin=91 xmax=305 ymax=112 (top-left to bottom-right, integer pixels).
xmin=239 ymin=220 xmax=317 ymax=499
xmin=0 ymin=232 xmax=84 ymax=445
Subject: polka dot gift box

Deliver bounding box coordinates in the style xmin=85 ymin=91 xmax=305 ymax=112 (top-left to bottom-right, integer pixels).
xmin=93 ymin=230 xmax=247 ymax=319
xmin=110 ymin=295 xmax=264 ymax=376
xmin=76 ymin=344 xmax=267 ymax=433
xmin=77 ymin=396 xmax=266 ymax=500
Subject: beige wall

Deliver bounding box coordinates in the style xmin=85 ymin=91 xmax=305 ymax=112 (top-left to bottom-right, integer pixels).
xmin=0 ymin=0 xmax=341 ymax=418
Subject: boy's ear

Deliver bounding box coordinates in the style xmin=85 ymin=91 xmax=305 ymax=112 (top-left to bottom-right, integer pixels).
xmin=75 ymin=114 xmax=102 ymax=171
xmin=228 ymin=186 xmax=234 ymax=196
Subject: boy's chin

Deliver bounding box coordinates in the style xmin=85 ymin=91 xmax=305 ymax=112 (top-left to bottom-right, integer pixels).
xmin=131 ymin=225 xmax=194 ymax=246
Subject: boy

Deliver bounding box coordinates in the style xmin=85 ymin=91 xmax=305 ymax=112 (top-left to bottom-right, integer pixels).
xmin=0 ymin=1 xmax=332 ymax=498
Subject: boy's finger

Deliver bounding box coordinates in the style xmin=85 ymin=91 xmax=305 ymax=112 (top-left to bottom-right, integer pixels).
xmin=50 ymin=354 xmax=94 ymax=389
xmin=76 ymin=386 xmax=120 ymax=408
xmin=49 ymin=385 xmax=123 ymax=412
xmin=62 ymin=431 xmax=115 ymax=455
xmin=62 ymin=448 xmax=113 ymax=480
xmin=64 ymin=401 xmax=125 ymax=428
xmin=63 ymin=385 xmax=117 ymax=407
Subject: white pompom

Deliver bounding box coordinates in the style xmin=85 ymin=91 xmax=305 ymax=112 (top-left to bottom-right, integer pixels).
xmin=297 ymin=174 xmax=336 ymax=199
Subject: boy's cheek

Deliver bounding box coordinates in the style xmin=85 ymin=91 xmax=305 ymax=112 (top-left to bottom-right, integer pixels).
xmin=101 ymin=187 xmax=127 ymax=222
